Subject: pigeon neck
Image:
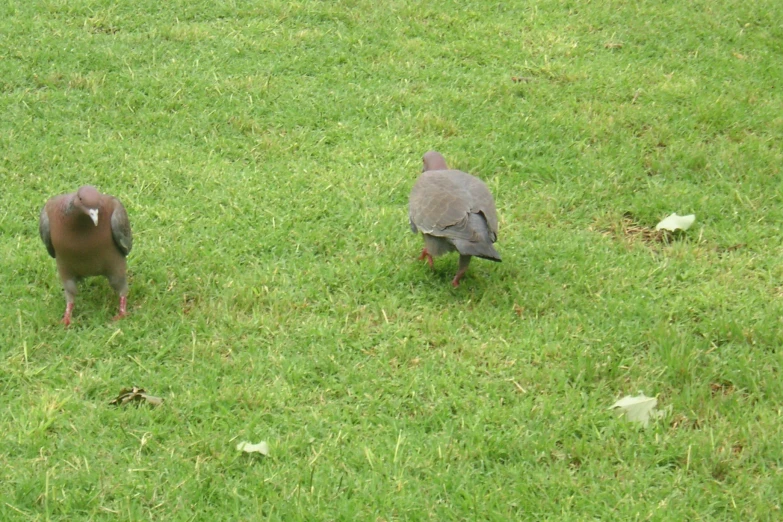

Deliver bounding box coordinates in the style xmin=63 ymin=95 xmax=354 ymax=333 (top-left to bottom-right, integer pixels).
xmin=64 ymin=197 xmax=78 ymax=216
xmin=64 ymin=198 xmax=94 ymax=228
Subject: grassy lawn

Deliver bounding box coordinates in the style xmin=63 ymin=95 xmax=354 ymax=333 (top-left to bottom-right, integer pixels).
xmin=2 ymin=0 xmax=783 ymax=519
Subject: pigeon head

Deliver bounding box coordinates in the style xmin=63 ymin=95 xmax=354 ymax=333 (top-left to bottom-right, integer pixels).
xmin=422 ymin=151 xmax=449 ymax=172
xmin=74 ymin=186 xmax=101 ymax=226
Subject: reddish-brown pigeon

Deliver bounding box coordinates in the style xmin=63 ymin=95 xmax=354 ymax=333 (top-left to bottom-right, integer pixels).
xmin=409 ymin=151 xmax=501 ymax=287
xmin=39 ymin=186 xmax=133 ymax=325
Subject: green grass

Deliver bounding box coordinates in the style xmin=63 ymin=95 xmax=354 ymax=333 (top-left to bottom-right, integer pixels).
xmin=2 ymin=0 xmax=783 ymax=519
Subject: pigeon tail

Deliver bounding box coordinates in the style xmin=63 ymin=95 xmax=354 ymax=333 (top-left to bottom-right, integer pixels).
xmin=452 ymin=213 xmax=501 ymax=261
xmin=453 ymin=239 xmax=502 ymax=262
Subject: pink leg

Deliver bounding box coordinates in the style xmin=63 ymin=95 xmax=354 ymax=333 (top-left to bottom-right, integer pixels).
xmin=61 ymin=302 xmax=74 ymax=326
xmin=451 ymin=255 xmax=472 ymax=287
xmin=113 ymin=296 xmax=128 ymax=321
xmin=418 ymin=248 xmax=434 ymax=268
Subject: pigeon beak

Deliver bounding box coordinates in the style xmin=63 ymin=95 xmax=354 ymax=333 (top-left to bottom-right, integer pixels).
xmin=88 ymin=208 xmax=99 ymax=226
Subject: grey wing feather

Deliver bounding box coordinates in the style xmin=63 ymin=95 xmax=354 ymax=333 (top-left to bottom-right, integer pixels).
xmin=410 ymin=170 xmax=498 ymax=242
xmin=409 ymin=215 xmax=419 ymax=234
xmin=39 ymin=205 xmax=55 ymax=258
xmin=110 ymin=198 xmax=133 ymax=256
xmin=409 ymin=172 xmax=471 ymax=237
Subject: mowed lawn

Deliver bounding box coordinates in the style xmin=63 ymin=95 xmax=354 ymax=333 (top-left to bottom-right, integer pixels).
xmin=2 ymin=0 xmax=783 ymax=519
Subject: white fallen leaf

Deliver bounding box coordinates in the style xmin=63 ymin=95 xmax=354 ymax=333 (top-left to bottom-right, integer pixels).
xmin=609 ymin=393 xmax=664 ymax=427
xmin=236 ymin=440 xmax=269 ymax=456
xmin=655 ymin=213 xmax=695 ymax=232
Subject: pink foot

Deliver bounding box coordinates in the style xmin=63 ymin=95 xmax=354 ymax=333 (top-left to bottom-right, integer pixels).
xmin=61 ymin=302 xmax=74 ymax=327
xmin=113 ymin=296 xmax=128 ymax=321
xmin=418 ymin=248 xmax=434 ymax=268
xmin=451 ymin=277 xmax=461 ymax=288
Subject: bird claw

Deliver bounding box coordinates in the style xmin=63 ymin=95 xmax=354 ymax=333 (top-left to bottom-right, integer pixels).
xmin=418 ymin=248 xmax=434 ymax=268
xmin=112 ymin=312 xmax=127 ymax=322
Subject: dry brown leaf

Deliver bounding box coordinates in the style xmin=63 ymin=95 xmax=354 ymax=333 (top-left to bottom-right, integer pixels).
xmin=109 ymin=386 xmax=164 ymax=407
xmin=598 ymin=215 xmax=669 ymax=245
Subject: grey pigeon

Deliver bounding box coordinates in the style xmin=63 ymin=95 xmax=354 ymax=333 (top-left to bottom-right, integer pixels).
xmin=39 ymin=186 xmax=133 ymax=325
xmin=409 ymin=151 xmax=501 ymax=287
